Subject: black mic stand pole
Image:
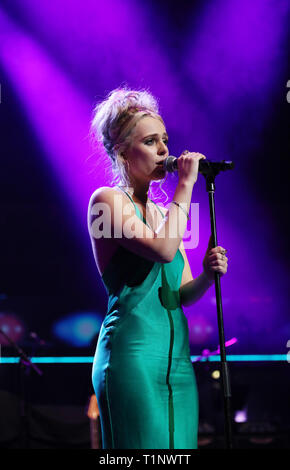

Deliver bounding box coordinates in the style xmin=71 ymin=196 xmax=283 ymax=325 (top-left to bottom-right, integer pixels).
xmin=200 ymin=162 xmax=234 ymax=449
xmin=0 ymin=328 xmax=43 ymax=448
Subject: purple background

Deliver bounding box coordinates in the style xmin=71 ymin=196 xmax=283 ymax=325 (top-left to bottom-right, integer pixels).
xmin=0 ymin=0 xmax=289 ymax=355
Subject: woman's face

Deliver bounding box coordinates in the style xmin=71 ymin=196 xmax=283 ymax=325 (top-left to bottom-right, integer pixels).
xmin=122 ymin=115 xmax=169 ymax=184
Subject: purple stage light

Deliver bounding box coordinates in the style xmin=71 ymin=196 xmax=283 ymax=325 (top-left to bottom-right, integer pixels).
xmin=188 ymin=314 xmax=214 ymax=345
xmin=0 ymin=312 xmax=26 ymax=346
xmin=0 ymin=7 xmax=99 ymax=221
xmin=1 ymin=0 xmax=213 ymax=143
xmin=185 ymin=0 xmax=289 ymax=109
xmin=234 ymin=409 xmax=247 ymax=423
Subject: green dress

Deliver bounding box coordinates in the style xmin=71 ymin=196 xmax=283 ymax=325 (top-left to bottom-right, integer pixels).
xmin=92 ymin=187 xmax=199 ymax=449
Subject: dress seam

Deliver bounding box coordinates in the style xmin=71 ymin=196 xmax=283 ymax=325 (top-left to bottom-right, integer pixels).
xmin=165 ymin=307 xmax=175 ymax=450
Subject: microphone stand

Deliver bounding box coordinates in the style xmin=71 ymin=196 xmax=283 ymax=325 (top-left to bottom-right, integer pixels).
xmin=199 ymin=161 xmax=234 ymax=449
xmin=0 ymin=329 xmax=43 ymax=448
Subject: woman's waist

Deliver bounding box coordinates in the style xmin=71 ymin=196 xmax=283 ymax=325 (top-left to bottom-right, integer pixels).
xmin=102 ymin=304 xmax=187 ymax=332
xmin=96 ymin=335 xmax=191 ymax=361
xmin=98 ymin=313 xmax=190 ymax=358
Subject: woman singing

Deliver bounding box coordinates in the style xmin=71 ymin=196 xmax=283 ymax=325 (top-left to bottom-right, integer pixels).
xmin=87 ymin=87 xmax=228 ymax=449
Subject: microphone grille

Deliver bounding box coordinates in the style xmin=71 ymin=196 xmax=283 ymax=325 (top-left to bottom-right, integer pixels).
xmin=164 ymin=155 xmax=176 ymax=172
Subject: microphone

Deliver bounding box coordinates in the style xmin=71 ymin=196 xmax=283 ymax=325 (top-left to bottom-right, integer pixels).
xmin=163 ymin=155 xmax=234 ymax=175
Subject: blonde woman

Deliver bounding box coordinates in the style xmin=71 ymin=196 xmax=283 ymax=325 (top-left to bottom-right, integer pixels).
xmin=88 ymin=87 xmax=228 ymax=449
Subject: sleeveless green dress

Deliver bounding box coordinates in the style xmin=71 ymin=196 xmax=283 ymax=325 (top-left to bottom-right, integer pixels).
xmin=92 ymin=187 xmax=199 ymax=449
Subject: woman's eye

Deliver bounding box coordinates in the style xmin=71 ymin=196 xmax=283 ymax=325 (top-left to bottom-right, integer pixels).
xmin=144 ymin=138 xmax=168 ymax=146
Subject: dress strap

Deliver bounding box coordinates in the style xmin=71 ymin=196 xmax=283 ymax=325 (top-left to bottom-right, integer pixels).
xmin=116 ymin=186 xmax=137 ymax=209
xmin=116 ymin=186 xmax=150 ymax=229
xmin=148 ymin=198 xmax=166 ymax=219
xmin=115 ymin=186 xmax=165 ymax=227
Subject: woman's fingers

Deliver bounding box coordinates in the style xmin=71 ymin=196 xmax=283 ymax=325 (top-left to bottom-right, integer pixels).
xmin=209 ymin=265 xmax=227 ymax=273
xmin=207 ymin=253 xmax=228 ymax=262
xmin=208 ymin=246 xmax=227 ymax=255
xmin=177 ymin=151 xmax=207 ymax=185
xmin=203 ymin=242 xmax=229 ymax=280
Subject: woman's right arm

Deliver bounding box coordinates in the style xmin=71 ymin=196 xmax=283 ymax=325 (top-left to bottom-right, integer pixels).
xmin=88 ymin=152 xmax=206 ymax=264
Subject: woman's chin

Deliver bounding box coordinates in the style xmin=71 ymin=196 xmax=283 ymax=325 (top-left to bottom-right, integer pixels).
xmin=153 ymin=167 xmax=166 ymax=177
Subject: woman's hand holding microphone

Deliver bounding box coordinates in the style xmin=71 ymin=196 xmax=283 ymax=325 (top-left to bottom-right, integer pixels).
xmin=176 ymin=150 xmax=207 ymax=186
xmin=176 ymin=150 xmax=229 ymax=284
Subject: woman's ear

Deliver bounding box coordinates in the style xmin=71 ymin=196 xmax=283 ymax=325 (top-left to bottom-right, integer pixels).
xmin=114 ymin=144 xmax=125 ymax=160
xmin=115 ymin=150 xmax=126 ymax=165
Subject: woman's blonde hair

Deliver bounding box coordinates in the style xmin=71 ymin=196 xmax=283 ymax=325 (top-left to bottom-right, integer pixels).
xmin=90 ymin=86 xmax=169 ymax=200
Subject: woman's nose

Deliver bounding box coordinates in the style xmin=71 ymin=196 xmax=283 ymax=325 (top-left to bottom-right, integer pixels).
xmin=158 ymin=141 xmax=168 ymax=154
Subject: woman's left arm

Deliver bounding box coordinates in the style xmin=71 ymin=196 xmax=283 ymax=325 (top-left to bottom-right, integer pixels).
xmin=179 ymin=236 xmax=228 ymax=307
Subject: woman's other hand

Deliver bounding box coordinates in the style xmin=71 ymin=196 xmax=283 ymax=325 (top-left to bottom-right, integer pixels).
xmin=202 ymin=235 xmax=228 ymax=283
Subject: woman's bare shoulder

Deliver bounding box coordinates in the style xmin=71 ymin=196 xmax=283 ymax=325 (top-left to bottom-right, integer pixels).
xmin=89 ymin=186 xmax=121 ymax=204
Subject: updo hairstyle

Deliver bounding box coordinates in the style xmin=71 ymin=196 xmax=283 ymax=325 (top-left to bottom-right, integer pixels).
xmin=90 ymin=87 xmax=165 ymax=188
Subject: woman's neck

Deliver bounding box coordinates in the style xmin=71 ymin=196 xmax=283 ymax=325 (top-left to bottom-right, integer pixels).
xmin=122 ymin=181 xmax=150 ymax=206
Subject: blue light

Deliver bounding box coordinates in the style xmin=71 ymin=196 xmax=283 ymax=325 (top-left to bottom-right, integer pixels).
xmin=52 ymin=312 xmax=102 ymax=347
xmin=0 ymin=355 xmax=288 ymax=364
xmin=0 ymin=357 xmax=94 ymax=364
xmin=191 ymin=354 xmax=288 ymax=362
